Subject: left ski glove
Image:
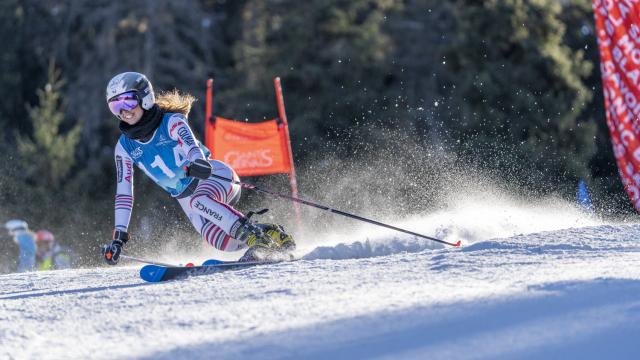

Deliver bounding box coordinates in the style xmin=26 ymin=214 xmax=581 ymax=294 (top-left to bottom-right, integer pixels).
xmin=184 ymin=159 xmax=212 ymax=180
xmin=101 ymin=230 xmax=129 ymax=265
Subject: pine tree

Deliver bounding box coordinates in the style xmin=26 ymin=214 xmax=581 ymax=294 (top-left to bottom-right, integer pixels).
xmin=17 ymin=60 xmax=82 ymax=189
xmin=437 ymin=0 xmax=596 ymax=191
xmin=225 ymin=0 xmax=402 ymax=155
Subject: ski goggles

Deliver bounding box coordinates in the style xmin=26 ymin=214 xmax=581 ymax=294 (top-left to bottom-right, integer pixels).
xmin=108 ymin=91 xmax=139 ymax=116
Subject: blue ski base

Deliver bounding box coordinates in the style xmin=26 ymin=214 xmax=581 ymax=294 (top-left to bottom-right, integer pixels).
xmin=139 ymin=259 xmax=280 ymax=282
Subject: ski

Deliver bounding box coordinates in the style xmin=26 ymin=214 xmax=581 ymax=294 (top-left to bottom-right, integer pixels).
xmin=139 ymin=259 xmax=281 ymax=282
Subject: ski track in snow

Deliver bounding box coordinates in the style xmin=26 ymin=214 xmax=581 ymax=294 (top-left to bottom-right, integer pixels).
xmin=1 ymin=219 xmax=640 ymax=359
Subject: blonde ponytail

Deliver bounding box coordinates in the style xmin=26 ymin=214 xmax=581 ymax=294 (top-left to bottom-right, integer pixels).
xmin=155 ymin=89 xmax=197 ymax=116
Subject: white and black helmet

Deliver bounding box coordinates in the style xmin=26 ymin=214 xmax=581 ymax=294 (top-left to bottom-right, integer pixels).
xmin=5 ymin=219 xmax=28 ymax=234
xmin=105 ymin=72 xmax=155 ymax=110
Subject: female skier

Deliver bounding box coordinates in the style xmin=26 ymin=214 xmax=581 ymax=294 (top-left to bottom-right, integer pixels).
xmin=101 ymin=72 xmax=294 ymax=265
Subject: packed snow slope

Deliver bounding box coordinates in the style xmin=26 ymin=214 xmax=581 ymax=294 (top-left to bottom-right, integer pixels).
xmin=2 ymin=201 xmax=640 ymax=359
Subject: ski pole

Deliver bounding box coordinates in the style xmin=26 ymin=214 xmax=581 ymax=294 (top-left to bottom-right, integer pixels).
xmin=209 ymin=173 xmax=461 ymax=247
xmin=120 ymin=254 xmax=179 ymax=267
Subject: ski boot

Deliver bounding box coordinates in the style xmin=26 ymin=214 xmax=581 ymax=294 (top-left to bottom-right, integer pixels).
xmin=257 ymin=223 xmax=296 ymax=251
xmin=237 ymin=223 xmax=295 ymax=262
xmin=232 ymin=219 xmax=277 ymax=262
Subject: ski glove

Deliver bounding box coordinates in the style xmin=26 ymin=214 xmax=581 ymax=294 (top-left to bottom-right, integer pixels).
xmin=102 ymin=230 xmax=129 ymax=265
xmin=184 ymin=159 xmax=212 ymax=180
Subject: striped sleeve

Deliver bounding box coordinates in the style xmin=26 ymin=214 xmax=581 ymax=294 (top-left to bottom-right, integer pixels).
xmin=114 ymin=141 xmax=134 ymax=232
xmin=167 ymin=113 xmax=206 ymax=163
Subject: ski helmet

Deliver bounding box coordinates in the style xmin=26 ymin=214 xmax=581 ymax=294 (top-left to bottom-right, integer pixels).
xmin=105 ymin=72 xmax=155 ymax=110
xmin=4 ymin=219 xmax=28 ymax=233
xmin=36 ymin=229 xmax=55 ymax=243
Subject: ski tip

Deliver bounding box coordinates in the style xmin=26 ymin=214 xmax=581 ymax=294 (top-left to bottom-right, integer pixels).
xmin=140 ymin=264 xmax=167 ymax=282
xmin=453 ymin=240 xmax=462 ymax=247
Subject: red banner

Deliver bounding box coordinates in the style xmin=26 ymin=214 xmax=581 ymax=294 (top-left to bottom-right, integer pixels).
xmin=205 ymin=117 xmax=293 ymax=177
xmin=204 ymin=77 xmax=301 ymax=225
xmin=593 ymin=1 xmax=640 ymax=210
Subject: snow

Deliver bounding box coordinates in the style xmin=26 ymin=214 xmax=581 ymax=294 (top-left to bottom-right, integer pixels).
xmin=1 ymin=201 xmax=640 ymax=359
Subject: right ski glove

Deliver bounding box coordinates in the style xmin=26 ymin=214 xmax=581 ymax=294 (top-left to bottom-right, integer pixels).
xmin=101 ymin=230 xmax=129 ymax=265
xmin=184 ymin=159 xmax=212 ymax=180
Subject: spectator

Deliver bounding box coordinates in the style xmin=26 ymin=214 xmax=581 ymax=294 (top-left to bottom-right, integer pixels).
xmin=35 ymin=229 xmax=74 ymax=270
xmin=4 ymin=219 xmax=37 ymax=272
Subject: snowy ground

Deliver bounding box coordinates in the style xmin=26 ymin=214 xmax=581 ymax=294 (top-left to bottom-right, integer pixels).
xmin=1 ymin=201 xmax=640 ymax=359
